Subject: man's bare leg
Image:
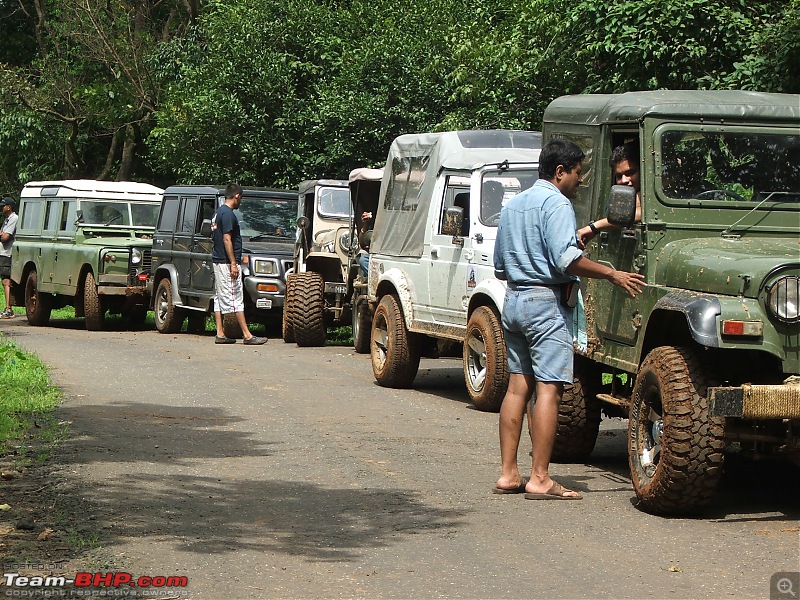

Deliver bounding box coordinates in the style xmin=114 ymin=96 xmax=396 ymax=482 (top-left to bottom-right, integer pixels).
xmin=525 ymin=381 xmax=580 ymax=497
xmin=497 ymin=373 xmax=534 ymax=490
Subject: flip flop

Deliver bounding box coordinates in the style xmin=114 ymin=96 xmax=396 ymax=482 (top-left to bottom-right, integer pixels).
xmin=492 ymin=477 xmax=530 ymax=495
xmin=524 ymin=481 xmax=583 ymax=500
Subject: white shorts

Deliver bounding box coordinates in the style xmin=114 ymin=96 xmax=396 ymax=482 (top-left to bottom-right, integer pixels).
xmin=213 ymin=263 xmax=245 ymax=314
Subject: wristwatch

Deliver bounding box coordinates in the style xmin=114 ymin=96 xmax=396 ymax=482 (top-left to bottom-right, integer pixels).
xmin=588 ymin=222 xmax=598 ymax=234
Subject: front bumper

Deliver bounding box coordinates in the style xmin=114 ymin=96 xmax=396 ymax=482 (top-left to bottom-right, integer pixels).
xmin=710 ymin=383 xmax=800 ymax=419
xmin=243 ymin=276 xmax=285 ymax=312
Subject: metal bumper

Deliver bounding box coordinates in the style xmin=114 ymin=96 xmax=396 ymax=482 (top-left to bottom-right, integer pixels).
xmin=709 ymin=384 xmax=800 ymax=419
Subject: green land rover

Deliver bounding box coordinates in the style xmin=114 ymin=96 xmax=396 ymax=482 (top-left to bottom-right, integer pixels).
xmin=11 ymin=179 xmax=163 ymax=330
xmin=542 ymin=91 xmax=800 ymax=514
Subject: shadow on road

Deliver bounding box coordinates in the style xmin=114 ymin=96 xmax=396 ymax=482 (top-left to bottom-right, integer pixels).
xmin=50 ymin=401 xmax=468 ymax=562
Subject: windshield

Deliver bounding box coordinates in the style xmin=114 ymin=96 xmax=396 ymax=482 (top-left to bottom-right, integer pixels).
xmin=235 ymin=196 xmax=299 ymax=239
xmin=316 ymin=186 xmax=351 ymax=219
xmin=480 ymin=169 xmax=539 ymax=225
xmin=78 ymin=201 xmax=159 ymax=226
xmin=658 ymin=128 xmax=800 ymax=207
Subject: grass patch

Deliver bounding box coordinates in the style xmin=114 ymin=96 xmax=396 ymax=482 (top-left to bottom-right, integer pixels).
xmin=326 ymin=325 xmax=353 ymax=346
xmin=0 ymin=333 xmax=62 ymax=453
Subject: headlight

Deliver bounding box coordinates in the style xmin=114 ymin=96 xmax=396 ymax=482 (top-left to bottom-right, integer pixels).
xmin=340 ymin=231 xmax=359 ymax=253
xmin=766 ymin=275 xmax=799 ymax=323
xmin=131 ymin=249 xmax=142 ymax=265
xmin=254 ymin=259 xmax=277 ymax=275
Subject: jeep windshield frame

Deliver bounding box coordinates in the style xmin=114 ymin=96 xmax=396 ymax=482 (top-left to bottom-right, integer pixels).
xmin=655 ymin=124 xmax=800 ymax=209
xmin=478 ymin=168 xmax=540 ymax=226
xmin=78 ymin=200 xmax=160 ymax=228
xmin=316 ymin=186 xmax=351 ymax=220
xmin=235 ymin=195 xmax=298 ymax=240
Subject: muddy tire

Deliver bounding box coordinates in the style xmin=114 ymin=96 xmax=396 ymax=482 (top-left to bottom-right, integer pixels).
xmin=222 ymin=314 xmax=244 ymax=339
xmin=371 ymin=294 xmax=419 ymax=388
xmin=463 ymin=306 xmax=508 ymax=412
xmin=293 ymin=272 xmax=326 ymax=347
xmin=24 ymin=270 xmax=52 ymax=326
xmin=83 ymin=272 xmax=105 ymax=331
xmin=154 ymin=278 xmax=184 ymax=333
xmin=551 ymin=355 xmax=602 ymax=462
xmin=628 ymin=346 xmax=725 ymax=515
xmin=186 ymin=311 xmax=208 ymax=334
xmin=282 ymin=274 xmax=296 ymax=343
xmin=352 ymin=294 xmax=372 ymax=354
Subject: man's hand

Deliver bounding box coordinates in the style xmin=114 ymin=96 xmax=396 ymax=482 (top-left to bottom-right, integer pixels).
xmin=230 ymin=263 xmax=239 ymax=279
xmin=608 ymin=270 xmax=646 ymax=297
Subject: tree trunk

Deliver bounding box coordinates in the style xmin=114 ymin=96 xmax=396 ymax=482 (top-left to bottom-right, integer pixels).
xmin=116 ymin=123 xmax=137 ymax=181
xmin=98 ymin=128 xmax=123 ymax=181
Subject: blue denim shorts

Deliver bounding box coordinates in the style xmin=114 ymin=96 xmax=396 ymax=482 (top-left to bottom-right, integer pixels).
xmin=501 ymin=284 xmax=574 ymax=383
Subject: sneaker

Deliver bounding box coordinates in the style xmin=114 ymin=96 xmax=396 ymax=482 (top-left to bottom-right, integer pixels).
xmin=0 ymin=308 xmax=13 ymax=319
xmin=242 ymin=336 xmax=267 ymax=345
xmin=214 ymin=336 xmax=236 ymax=344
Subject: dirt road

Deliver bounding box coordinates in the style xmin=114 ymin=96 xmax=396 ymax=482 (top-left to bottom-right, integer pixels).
xmin=1 ymin=317 xmax=798 ymax=599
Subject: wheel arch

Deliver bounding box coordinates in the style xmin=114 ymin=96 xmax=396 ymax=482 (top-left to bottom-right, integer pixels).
xmin=305 ymin=252 xmax=345 ymax=283
xmin=151 ymin=265 xmax=183 ymax=309
xmin=374 ymin=268 xmax=415 ymax=327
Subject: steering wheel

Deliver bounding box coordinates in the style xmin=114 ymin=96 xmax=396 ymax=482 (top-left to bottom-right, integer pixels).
xmin=485 ymin=212 xmax=502 ymax=224
xmin=104 ymin=213 xmax=122 ymax=225
xmin=695 ymin=189 xmax=747 ymax=202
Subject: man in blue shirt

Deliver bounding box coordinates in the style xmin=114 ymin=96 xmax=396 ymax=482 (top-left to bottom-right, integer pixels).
xmin=211 ymin=184 xmax=267 ymax=345
xmin=493 ymin=140 xmax=645 ymax=499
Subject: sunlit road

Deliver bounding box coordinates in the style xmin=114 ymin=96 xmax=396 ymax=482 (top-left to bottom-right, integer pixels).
xmin=2 ymin=316 xmax=798 ymax=599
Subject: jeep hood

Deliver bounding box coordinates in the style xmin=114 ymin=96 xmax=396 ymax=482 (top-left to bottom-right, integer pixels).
xmin=81 ymin=237 xmax=153 ymax=248
xmin=655 ymin=237 xmax=798 ymax=298
xmin=243 ymin=238 xmax=294 ymax=255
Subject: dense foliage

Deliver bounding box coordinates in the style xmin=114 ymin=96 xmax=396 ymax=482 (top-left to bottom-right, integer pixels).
xmin=0 ymin=0 xmax=796 ymax=194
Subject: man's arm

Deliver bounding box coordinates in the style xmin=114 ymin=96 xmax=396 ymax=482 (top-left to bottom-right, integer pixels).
xmin=223 ymin=232 xmax=239 ymax=279
xmin=566 ymin=256 xmax=646 ymax=297
xmin=576 ymin=193 xmax=642 ymax=248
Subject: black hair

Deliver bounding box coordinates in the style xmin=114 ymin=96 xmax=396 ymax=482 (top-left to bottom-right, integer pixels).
xmin=539 ymin=139 xmax=585 ymax=179
xmin=225 ymin=183 xmax=243 ymax=199
xmin=610 ymin=142 xmax=640 ymax=169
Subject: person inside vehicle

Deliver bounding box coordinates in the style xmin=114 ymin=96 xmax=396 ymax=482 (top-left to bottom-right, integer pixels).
xmin=576 ymin=141 xmax=642 ymax=248
xmin=481 ymin=180 xmax=505 ymax=222
xmin=357 ymin=211 xmax=373 ymax=276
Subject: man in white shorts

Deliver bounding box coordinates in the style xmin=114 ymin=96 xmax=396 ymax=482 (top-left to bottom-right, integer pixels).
xmin=1 ymin=197 xmax=18 ymax=319
xmin=211 ymin=184 xmax=266 ymax=345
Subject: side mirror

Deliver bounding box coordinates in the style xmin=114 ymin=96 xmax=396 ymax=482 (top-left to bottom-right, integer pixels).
xmin=442 ymin=206 xmax=464 ymax=237
xmin=200 ymin=219 xmax=212 ymax=237
xmin=297 ymin=216 xmax=310 ymax=230
xmin=606 ymin=185 xmax=637 ymax=227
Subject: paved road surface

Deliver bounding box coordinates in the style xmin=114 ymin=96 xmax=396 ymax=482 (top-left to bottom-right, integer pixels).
xmin=1 ymin=317 xmax=798 ymax=599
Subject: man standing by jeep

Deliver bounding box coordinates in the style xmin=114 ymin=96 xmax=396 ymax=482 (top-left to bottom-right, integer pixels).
xmin=0 ymin=197 xmax=18 ymax=319
xmin=493 ymin=140 xmax=645 ymax=499
xmin=211 ymin=184 xmax=267 ymax=346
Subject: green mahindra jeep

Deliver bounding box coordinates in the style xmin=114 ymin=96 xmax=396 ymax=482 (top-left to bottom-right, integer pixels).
xmin=542 ymin=91 xmax=800 ymax=514
xmin=11 ymin=180 xmax=163 ymax=330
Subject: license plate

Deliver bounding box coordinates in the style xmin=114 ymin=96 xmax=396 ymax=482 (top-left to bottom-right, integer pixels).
xmin=256 ymin=299 xmax=273 ymax=309
xmin=325 ymin=282 xmax=348 ymax=295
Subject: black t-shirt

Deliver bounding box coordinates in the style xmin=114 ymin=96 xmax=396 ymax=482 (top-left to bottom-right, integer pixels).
xmin=211 ymin=204 xmax=242 ymax=264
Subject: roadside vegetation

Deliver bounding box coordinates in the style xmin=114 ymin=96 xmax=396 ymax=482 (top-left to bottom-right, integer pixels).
xmin=0 ymin=332 xmax=61 ymax=455
xmin=0 ymin=0 xmax=797 ymax=192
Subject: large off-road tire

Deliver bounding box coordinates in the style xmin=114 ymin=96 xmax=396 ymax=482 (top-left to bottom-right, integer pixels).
xmin=463 ymin=306 xmax=508 ymax=412
xmin=24 ymin=270 xmax=52 ymax=327
xmin=222 ymin=313 xmax=244 ymax=339
xmin=281 ymin=274 xmax=296 ymax=343
xmin=154 ymin=278 xmax=184 ymax=334
xmin=371 ymin=294 xmax=420 ymax=388
xmin=83 ymin=272 xmax=105 ymax=331
xmin=352 ymin=293 xmax=372 ymax=354
xmin=628 ymin=346 xmax=725 ymax=515
xmin=293 ymin=272 xmax=326 ymax=347
xmin=551 ymin=355 xmax=602 ymax=462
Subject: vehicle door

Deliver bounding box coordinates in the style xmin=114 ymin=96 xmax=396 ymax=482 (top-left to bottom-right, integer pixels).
xmin=189 ymin=196 xmax=216 ymax=292
xmin=425 ymin=172 xmax=473 ymax=325
xmin=38 ymin=199 xmax=62 ymax=286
